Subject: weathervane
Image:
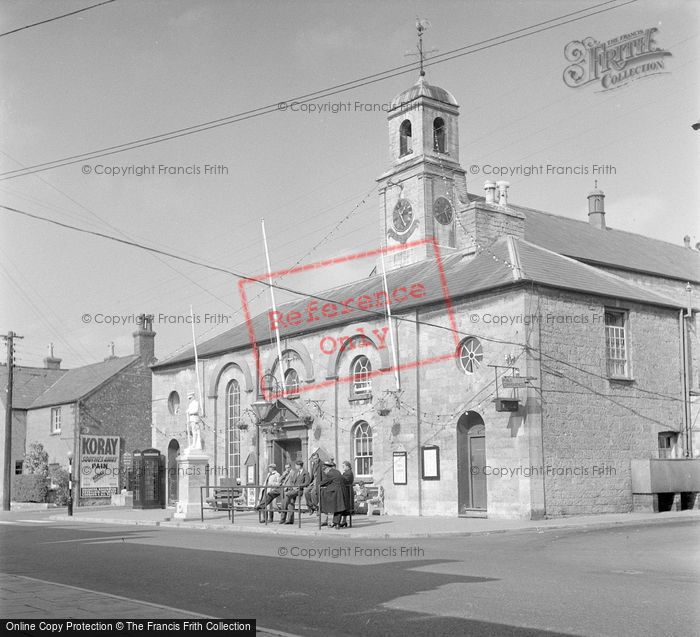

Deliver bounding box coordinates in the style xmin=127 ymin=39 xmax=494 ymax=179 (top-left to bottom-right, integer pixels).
xmin=405 ymin=18 xmax=438 ymax=77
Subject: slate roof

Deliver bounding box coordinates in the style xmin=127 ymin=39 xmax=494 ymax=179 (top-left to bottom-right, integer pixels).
xmin=153 ymin=233 xmax=685 ymax=369
xmin=520 ymin=205 xmax=700 ymax=282
xmin=513 ymin=238 xmax=687 ymax=306
xmin=0 ymin=365 xmax=67 ymax=410
xmin=28 ymin=355 xmax=139 ymax=409
xmin=154 ymin=253 xmax=480 ymax=368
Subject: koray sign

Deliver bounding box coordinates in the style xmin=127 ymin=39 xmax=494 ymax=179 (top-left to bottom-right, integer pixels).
xmin=79 ymin=435 xmax=120 ymax=498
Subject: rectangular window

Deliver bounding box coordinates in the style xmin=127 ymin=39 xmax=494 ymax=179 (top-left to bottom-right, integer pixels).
xmin=605 ymin=310 xmax=629 ymax=377
xmin=51 ymin=407 xmax=62 ymax=434
xmin=15 ymin=461 xmax=23 ymax=475
xmin=658 ymin=432 xmax=678 ymax=459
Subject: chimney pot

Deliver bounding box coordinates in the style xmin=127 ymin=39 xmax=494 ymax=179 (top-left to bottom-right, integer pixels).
xmin=683 ymin=235 xmax=691 ymax=248
xmin=495 ymin=180 xmax=509 ymax=207
xmin=43 ymin=343 xmax=62 ymax=370
xmin=483 ymin=181 xmax=496 ymax=204
xmin=587 ymin=184 xmax=606 ymax=230
xmin=105 ymin=341 xmax=117 ymax=361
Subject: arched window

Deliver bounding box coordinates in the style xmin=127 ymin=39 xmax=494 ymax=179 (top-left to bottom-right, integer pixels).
xmin=226 ymin=380 xmax=241 ymax=479
xmin=260 ymin=373 xmax=279 ymax=398
xmin=351 ymin=355 xmax=372 ymax=398
xmin=284 ymin=368 xmax=300 ymax=397
xmin=458 ymin=337 xmax=483 ymax=374
xmin=433 ymin=117 xmax=446 ymax=153
xmin=353 ymin=421 xmax=373 ymax=477
xmin=399 ymin=119 xmax=412 ymax=157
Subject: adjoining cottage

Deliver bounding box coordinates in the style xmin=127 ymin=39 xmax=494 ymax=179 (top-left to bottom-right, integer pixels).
xmin=1 ymin=319 xmax=155 ymax=506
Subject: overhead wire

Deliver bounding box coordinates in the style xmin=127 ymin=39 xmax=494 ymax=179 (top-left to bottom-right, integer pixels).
xmin=0 ymin=0 xmax=117 ymax=38
xmin=0 ymin=0 xmax=638 ymax=181
xmin=1 ymin=201 xmax=685 ymax=407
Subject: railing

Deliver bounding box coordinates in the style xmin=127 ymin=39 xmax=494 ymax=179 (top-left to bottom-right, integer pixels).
xmin=199 ymin=482 xmax=361 ymax=528
xmin=199 ymin=484 xmax=309 ymax=528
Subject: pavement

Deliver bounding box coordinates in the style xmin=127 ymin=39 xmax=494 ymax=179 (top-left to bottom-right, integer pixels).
xmin=46 ymin=504 xmax=700 ymax=538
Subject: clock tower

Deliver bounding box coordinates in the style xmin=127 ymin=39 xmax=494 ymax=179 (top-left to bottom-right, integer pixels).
xmin=377 ymin=72 xmax=470 ymax=270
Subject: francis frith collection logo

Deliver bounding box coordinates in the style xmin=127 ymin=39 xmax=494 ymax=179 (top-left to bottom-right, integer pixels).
xmin=563 ymin=27 xmax=671 ymax=91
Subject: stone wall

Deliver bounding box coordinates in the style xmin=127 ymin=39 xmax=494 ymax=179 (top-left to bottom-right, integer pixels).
xmin=152 ymin=284 xmax=546 ymax=519
xmin=535 ymin=287 xmax=684 ymax=515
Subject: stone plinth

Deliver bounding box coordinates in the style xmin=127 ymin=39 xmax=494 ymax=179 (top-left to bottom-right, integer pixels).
xmin=173 ymin=450 xmax=209 ymax=520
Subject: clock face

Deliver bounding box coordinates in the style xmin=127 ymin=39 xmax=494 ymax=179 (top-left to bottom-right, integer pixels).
xmin=392 ymin=199 xmax=414 ymax=233
xmin=433 ymin=196 xmax=454 ymax=225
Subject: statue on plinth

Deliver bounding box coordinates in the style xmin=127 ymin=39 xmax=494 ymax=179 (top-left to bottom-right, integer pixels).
xmin=186 ymin=392 xmax=202 ymax=451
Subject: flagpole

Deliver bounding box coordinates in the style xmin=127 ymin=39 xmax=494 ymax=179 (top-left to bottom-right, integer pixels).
xmin=190 ymin=305 xmax=203 ymax=406
xmin=261 ymin=219 xmax=287 ymax=398
xmin=380 ymin=250 xmax=400 ymax=391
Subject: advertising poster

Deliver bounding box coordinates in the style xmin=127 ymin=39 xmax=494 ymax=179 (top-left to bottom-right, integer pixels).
xmin=79 ymin=435 xmax=121 ymax=498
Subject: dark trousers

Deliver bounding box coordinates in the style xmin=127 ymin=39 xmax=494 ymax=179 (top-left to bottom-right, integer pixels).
xmin=280 ymin=492 xmax=298 ymax=523
xmin=305 ymin=486 xmax=318 ymax=511
xmin=258 ymin=492 xmax=280 ymax=522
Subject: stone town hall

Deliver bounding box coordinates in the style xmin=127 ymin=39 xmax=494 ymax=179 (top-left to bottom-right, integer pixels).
xmin=151 ymin=72 xmax=699 ymax=519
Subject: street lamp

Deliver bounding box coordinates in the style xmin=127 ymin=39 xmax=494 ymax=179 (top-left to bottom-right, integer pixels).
xmin=250 ymin=399 xmax=273 ymax=423
xmin=66 ymin=451 xmax=73 ymax=517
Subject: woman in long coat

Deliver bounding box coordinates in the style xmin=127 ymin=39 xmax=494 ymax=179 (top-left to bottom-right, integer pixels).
xmin=319 ymin=462 xmax=346 ymax=528
xmin=339 ymin=461 xmax=354 ymax=528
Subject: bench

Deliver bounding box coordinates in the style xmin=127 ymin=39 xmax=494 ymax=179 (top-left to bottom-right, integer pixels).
xmin=205 ymin=479 xmax=243 ymax=511
xmin=355 ymin=485 xmax=384 ymax=515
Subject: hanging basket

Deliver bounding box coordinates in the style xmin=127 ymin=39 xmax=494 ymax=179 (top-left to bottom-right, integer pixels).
xmin=375 ymin=395 xmax=391 ymax=416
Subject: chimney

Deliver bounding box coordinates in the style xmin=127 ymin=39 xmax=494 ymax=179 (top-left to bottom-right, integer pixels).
xmin=43 ymin=343 xmax=62 ymax=370
xmin=105 ymin=341 xmax=117 ymax=361
xmin=483 ymin=181 xmax=497 ymax=204
xmin=683 ymin=235 xmax=691 ymax=249
xmin=587 ymin=182 xmax=606 ymax=230
xmin=496 ymin=180 xmax=510 ymax=207
xmin=133 ymin=314 xmax=156 ymax=362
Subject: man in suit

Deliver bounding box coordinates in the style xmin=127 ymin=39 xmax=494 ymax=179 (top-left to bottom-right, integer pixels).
xmin=256 ymin=463 xmax=281 ymax=523
xmin=304 ymin=452 xmax=322 ymax=513
xmin=319 ymin=461 xmax=346 ymax=528
xmin=279 ymin=460 xmax=310 ymax=524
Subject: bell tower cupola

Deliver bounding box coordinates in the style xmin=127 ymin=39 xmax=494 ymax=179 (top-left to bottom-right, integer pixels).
xmin=377 ymin=22 xmax=470 ymax=270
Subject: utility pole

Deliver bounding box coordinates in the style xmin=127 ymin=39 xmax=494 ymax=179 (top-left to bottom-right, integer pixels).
xmin=3 ymin=331 xmax=24 ymax=511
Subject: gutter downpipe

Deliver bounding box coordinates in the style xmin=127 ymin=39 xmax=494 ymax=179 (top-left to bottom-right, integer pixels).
xmin=680 ymin=308 xmax=692 ymax=457
xmin=416 ymin=308 xmax=422 ymax=516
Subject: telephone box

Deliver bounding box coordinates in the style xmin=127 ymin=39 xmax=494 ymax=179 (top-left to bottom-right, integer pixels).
xmin=131 ymin=448 xmax=165 ymax=509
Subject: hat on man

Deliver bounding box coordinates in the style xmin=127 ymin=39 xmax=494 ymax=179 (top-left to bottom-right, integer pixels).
xmin=295 ymin=460 xmax=304 ymax=466
xmin=324 ymin=461 xmax=336 ymax=467
xmin=267 ymin=463 xmax=277 ymax=469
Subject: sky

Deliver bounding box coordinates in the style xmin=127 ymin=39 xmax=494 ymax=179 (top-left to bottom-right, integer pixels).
xmin=1 ymin=0 xmax=698 ymax=370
